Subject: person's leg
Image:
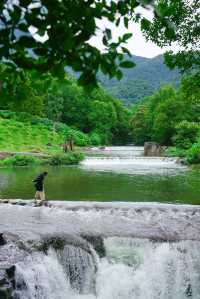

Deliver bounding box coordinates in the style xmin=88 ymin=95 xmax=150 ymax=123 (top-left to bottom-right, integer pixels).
xmin=34 ymin=191 xmax=40 ymax=204
xmin=39 ymin=190 xmax=45 ymax=204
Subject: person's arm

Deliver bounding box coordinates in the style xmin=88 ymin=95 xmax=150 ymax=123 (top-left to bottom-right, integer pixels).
xmin=32 ymin=174 xmax=44 ymax=183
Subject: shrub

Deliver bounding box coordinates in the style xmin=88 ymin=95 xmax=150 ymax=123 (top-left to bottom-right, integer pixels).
xmin=165 ymin=147 xmax=187 ymax=158
xmin=0 ymin=155 xmax=40 ymax=166
xmin=48 ymin=152 xmax=84 ymax=166
xmin=0 ymin=110 xmax=16 ymax=119
xmin=68 ymin=130 xmax=91 ymax=146
xmin=89 ymin=132 xmax=102 ymax=146
xmin=186 ymin=141 xmax=200 ymax=164
xmin=172 ymin=121 xmax=200 ymax=149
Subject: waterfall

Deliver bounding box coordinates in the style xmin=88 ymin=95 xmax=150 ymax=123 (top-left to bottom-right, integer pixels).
xmin=81 ymin=146 xmax=185 ymax=174
xmin=13 ymin=238 xmax=200 ymax=299
xmin=14 ymin=246 xmax=96 ymax=299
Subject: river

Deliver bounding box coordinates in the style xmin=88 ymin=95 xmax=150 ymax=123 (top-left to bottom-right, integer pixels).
xmin=0 ymin=146 xmax=199 ymax=204
xmin=1 ymin=146 xmax=200 ymax=298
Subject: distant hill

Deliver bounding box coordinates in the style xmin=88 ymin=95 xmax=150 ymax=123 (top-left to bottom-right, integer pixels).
xmin=98 ymin=55 xmax=181 ymax=106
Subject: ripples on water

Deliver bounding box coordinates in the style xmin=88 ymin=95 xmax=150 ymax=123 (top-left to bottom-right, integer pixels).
xmin=0 ymin=146 xmax=199 ymax=204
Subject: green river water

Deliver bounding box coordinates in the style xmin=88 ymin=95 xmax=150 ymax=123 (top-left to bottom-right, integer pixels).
xmin=0 ymin=146 xmax=200 ymax=204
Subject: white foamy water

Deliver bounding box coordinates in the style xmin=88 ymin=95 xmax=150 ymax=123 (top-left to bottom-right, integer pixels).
xmin=0 ymin=203 xmax=198 ymax=298
xmin=14 ymin=238 xmax=200 ymax=299
xmin=81 ymin=146 xmax=186 ymax=175
xmin=81 ymin=157 xmax=185 ymax=175
xmin=85 ymin=146 xmax=144 ymax=157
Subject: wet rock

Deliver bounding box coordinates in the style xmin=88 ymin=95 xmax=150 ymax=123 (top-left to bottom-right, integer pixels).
xmin=82 ymin=235 xmax=106 ymax=258
xmin=186 ymin=283 xmax=192 ymax=297
xmin=176 ymin=157 xmax=188 ymax=165
xmin=2 ymin=200 xmax=9 ymax=204
xmin=6 ymin=266 xmax=15 ymax=280
xmin=0 ymin=268 xmax=15 ymax=299
xmin=144 ymin=142 xmax=163 ymax=156
xmin=0 ymin=287 xmax=12 ymax=299
xmin=0 ymin=234 xmax=6 ymax=246
xmin=40 ymin=236 xmax=66 ymax=253
xmin=17 ymin=202 xmax=26 ymax=206
xmin=0 ymin=152 xmax=11 ymax=160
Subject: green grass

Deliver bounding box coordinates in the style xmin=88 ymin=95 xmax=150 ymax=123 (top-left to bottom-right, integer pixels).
xmin=0 ymin=113 xmax=88 ymax=166
xmin=0 ymin=116 xmax=91 ymax=153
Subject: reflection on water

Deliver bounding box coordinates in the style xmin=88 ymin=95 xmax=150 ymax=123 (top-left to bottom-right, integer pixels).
xmin=0 ymin=146 xmax=199 ymax=204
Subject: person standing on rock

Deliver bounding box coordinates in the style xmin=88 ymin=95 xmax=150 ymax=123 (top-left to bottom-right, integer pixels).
xmin=33 ymin=171 xmax=48 ymax=205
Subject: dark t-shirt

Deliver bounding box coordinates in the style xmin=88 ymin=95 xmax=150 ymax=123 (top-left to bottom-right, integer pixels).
xmin=33 ymin=174 xmax=46 ymax=191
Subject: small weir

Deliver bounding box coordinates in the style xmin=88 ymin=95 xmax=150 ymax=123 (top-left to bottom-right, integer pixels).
xmin=0 ymin=202 xmax=200 ymax=299
xmin=81 ymin=146 xmax=185 ymax=174
xmin=0 ymin=147 xmax=197 ymax=298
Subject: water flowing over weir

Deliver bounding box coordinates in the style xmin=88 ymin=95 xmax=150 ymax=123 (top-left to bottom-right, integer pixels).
xmin=13 ymin=238 xmax=200 ymax=299
xmin=81 ymin=146 xmax=185 ymax=175
xmin=1 ymin=202 xmax=200 ymax=299
xmin=0 ymin=147 xmax=196 ymax=298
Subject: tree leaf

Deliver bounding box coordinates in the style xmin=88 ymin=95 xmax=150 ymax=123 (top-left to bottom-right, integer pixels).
xmin=105 ymin=28 xmax=112 ymax=40
xmin=122 ymin=33 xmax=133 ymax=42
xmin=119 ymin=60 xmax=136 ymax=68
xmin=124 ymin=17 xmax=129 ymax=29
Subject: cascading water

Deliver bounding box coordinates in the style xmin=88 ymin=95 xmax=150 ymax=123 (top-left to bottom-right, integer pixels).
xmin=14 ymin=245 xmax=96 ymax=299
xmin=81 ymin=146 xmax=185 ymax=174
xmin=13 ymin=237 xmax=200 ymax=299
xmin=0 ymin=146 xmax=194 ymax=298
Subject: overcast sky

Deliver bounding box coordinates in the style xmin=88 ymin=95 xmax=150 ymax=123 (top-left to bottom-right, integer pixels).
xmin=89 ymin=7 xmax=178 ymax=58
xmin=29 ymin=5 xmax=178 ymax=59
xmin=90 ymin=23 xmax=169 ymax=58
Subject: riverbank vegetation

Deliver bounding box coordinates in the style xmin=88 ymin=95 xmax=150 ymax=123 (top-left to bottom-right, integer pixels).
xmin=0 ymin=0 xmax=199 ymax=166
xmin=0 ymin=64 xmax=131 ymax=146
xmin=131 ymin=71 xmax=200 ymax=164
xmin=0 ymin=152 xmax=84 ymax=167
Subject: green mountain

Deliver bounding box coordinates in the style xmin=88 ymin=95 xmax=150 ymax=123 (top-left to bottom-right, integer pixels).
xmin=98 ymin=55 xmax=181 ymax=106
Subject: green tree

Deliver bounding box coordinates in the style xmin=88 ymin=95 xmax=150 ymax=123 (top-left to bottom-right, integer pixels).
xmin=131 ymin=104 xmax=150 ymax=145
xmin=1 ymin=0 xmax=198 ymax=87
xmin=142 ymin=0 xmax=200 ymax=71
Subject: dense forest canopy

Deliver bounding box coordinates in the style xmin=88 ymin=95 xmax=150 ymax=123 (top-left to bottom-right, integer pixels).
xmin=98 ymin=54 xmax=181 ymax=106
xmin=0 ymin=0 xmax=199 ymax=152
xmin=131 ymin=70 xmax=200 ymax=162
xmin=0 ymin=0 xmax=199 ymax=87
xmin=0 ymin=63 xmax=131 ymax=145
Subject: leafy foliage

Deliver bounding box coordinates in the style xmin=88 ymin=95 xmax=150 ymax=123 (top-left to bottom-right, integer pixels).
xmin=0 ymin=155 xmax=40 ymax=167
xmin=172 ymin=121 xmax=200 ymax=149
xmin=131 ymin=70 xmax=200 ymax=164
xmin=0 ymin=152 xmax=84 ymax=167
xmin=0 ymin=0 xmax=154 ymax=87
xmin=131 ymin=70 xmax=200 ymax=146
xmin=0 ymin=0 xmax=198 ymax=87
xmin=48 ymin=152 xmax=84 ymax=166
xmin=0 ymin=63 xmax=132 ymax=145
xmin=143 ymin=0 xmax=200 ymax=72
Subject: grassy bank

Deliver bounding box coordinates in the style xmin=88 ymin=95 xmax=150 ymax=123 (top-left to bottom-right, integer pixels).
xmin=0 ymin=152 xmax=84 ymax=167
xmin=0 ymin=111 xmax=88 ymax=166
xmin=0 ymin=116 xmax=91 ymax=154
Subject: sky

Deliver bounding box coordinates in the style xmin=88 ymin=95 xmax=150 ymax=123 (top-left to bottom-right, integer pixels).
xmin=29 ymin=5 xmax=178 ymax=59
xmin=89 ymin=22 xmax=169 ymax=58
xmin=89 ymin=7 xmax=178 ymax=58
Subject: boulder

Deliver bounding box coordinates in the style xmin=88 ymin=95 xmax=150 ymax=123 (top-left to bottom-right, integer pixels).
xmin=0 ymin=234 xmax=6 ymax=246
xmin=144 ymin=142 xmax=163 ymax=157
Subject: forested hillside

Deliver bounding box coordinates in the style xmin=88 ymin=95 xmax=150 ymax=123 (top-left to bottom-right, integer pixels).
xmin=0 ymin=64 xmax=132 ymax=146
xmin=131 ymin=70 xmax=200 ymax=163
xmin=98 ymin=55 xmax=181 ymax=106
